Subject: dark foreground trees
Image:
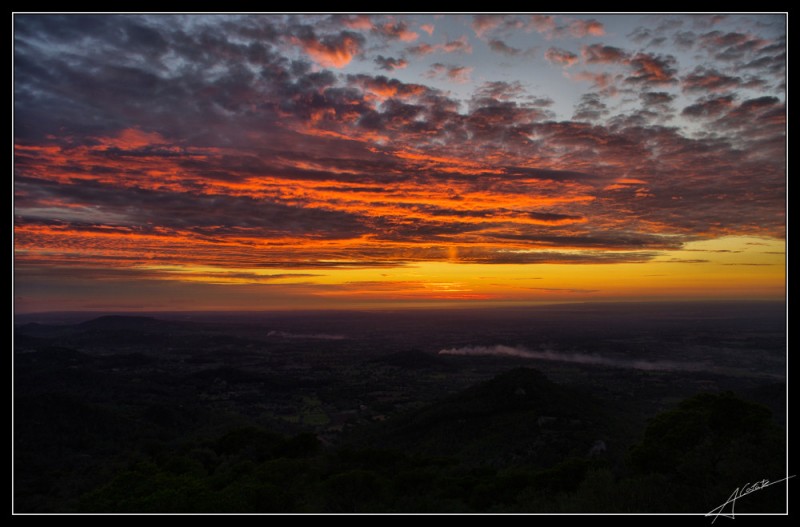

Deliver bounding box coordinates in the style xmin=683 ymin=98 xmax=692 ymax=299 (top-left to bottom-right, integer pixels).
xmin=75 ymin=390 xmax=786 ymax=513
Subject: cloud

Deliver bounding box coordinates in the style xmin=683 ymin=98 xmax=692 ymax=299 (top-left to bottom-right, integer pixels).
xmin=640 ymin=91 xmax=675 ymax=107
xmin=425 ymin=63 xmax=473 ymax=84
xmin=373 ymin=21 xmax=418 ymax=42
xmin=290 ymin=28 xmax=365 ymax=68
xmin=529 ymin=15 xmax=558 ymax=37
xmin=531 ymin=15 xmax=604 ymax=39
xmin=545 ymin=47 xmax=578 ymax=67
xmin=373 ymin=55 xmax=408 ymax=71
xmin=405 ymin=42 xmax=435 ymax=56
xmin=471 ymin=14 xmax=503 ymax=37
xmin=573 ymin=93 xmax=609 ymax=121
xmin=628 ymin=27 xmax=660 ymax=46
xmin=692 ymin=14 xmax=728 ymax=29
xmin=473 ymin=81 xmax=527 ymax=102
xmin=349 ymin=74 xmax=427 ymax=100
xmin=626 ymin=53 xmax=678 ymax=85
xmin=698 ymin=30 xmax=769 ymax=61
xmin=473 ymin=14 xmax=603 ymax=40
xmin=442 ymin=35 xmax=472 ymax=54
xmin=582 ymin=44 xmax=628 ymax=64
xmin=656 ymin=258 xmax=710 ymax=264
xmin=570 ymin=71 xmax=615 ymax=90
xmin=339 ymin=14 xmax=373 ymax=30
xmin=420 ymin=24 xmax=434 ymax=36
xmin=682 ymin=67 xmax=741 ymax=93
xmin=471 ymin=14 xmax=522 ymax=38
xmin=406 ymin=35 xmax=472 ymax=56
xmin=488 ymin=39 xmax=522 ymax=56
xmin=568 ymin=19 xmax=605 ymax=38
xmin=13 ymin=14 xmax=787 ymax=286
xmin=681 ymin=94 xmax=736 ymax=118
xmin=670 ymin=30 xmax=696 ymax=50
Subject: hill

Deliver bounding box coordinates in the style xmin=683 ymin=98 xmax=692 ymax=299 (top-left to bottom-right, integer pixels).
xmin=350 ymin=367 xmax=616 ymax=469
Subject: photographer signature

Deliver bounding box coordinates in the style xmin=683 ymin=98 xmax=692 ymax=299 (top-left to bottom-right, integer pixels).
xmin=706 ymin=474 xmax=794 ymax=523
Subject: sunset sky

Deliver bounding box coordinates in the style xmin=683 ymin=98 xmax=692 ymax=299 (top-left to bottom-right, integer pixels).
xmin=13 ymin=13 xmax=786 ymax=312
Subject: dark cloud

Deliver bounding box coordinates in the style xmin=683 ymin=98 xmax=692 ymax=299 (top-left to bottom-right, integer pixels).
xmin=628 ymin=27 xmax=653 ymax=44
xmin=373 ymin=55 xmax=408 ymax=71
xmin=682 ymin=67 xmax=741 ymax=93
xmin=698 ymin=30 xmax=768 ymax=61
xmin=544 ymin=47 xmax=578 ymax=67
xmin=15 ymin=177 xmax=370 ymax=239
xmin=721 ymin=263 xmax=774 ymax=266
xmin=471 ymin=14 xmax=505 ymax=37
xmin=471 ymin=14 xmax=528 ymax=38
xmin=473 ymin=14 xmax=602 ymax=40
xmin=473 ymin=81 xmax=526 ymax=101
xmin=640 ymin=92 xmax=675 ymax=107
xmin=582 ymin=44 xmax=628 ymax=63
xmin=567 ymin=19 xmax=605 ymax=38
xmin=626 ymin=53 xmax=678 ymax=85
xmin=573 ymin=93 xmax=609 ymax=122
xmin=742 ymin=53 xmax=786 ymax=75
xmin=372 ymin=21 xmax=418 ymax=42
xmin=407 ymin=36 xmax=472 ymax=57
xmin=424 ymin=63 xmax=472 ymax=83
xmin=405 ymin=42 xmax=435 ymax=56
xmin=441 ymin=36 xmax=472 ymax=54
xmin=691 ymin=14 xmax=728 ymax=29
xmin=681 ymin=95 xmax=736 ymax=118
xmin=673 ymin=31 xmax=697 ymax=50
xmin=570 ymin=71 xmax=616 ymax=91
xmin=717 ymin=96 xmax=784 ymax=133
xmin=488 ymin=39 xmax=522 ymax=56
xmin=657 ymin=258 xmax=710 ymax=264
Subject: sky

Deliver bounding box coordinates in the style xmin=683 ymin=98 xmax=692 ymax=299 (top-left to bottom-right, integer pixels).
xmin=13 ymin=13 xmax=786 ymax=312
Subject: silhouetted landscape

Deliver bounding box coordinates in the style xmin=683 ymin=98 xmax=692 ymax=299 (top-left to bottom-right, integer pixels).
xmin=13 ymin=301 xmax=787 ymax=513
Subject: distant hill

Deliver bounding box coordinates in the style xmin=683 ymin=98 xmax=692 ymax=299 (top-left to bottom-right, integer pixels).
xmin=350 ymin=367 xmax=616 ymax=469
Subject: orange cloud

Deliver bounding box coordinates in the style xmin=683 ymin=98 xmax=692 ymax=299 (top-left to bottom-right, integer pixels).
xmin=293 ymin=33 xmax=363 ymax=68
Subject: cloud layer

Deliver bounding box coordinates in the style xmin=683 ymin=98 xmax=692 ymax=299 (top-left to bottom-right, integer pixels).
xmin=13 ymin=14 xmax=785 ymax=305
